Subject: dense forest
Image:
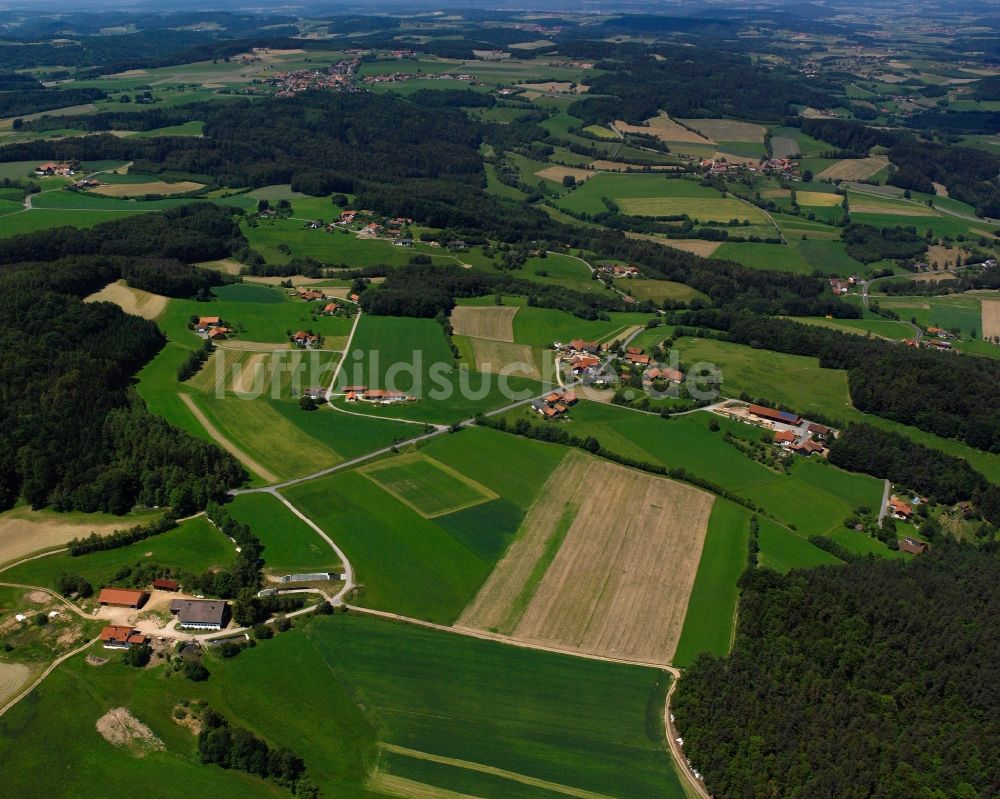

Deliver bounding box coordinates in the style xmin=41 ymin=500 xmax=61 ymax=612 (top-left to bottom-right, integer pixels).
xmin=677 ymin=311 xmax=1000 ymax=453
xmin=673 ymin=547 xmax=1000 ymax=799
xmin=0 ymin=212 xmax=246 ymax=514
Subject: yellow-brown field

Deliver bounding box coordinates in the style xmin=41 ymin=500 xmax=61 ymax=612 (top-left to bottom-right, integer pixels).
xmin=982 ymin=299 xmax=1000 ymax=341
xmin=614 ymin=115 xmax=713 ymax=144
xmin=0 ymin=508 xmax=141 ymax=566
xmin=796 ymin=191 xmax=843 ymax=207
xmin=535 ymin=165 xmax=593 ymax=184
xmin=458 ymin=451 xmax=715 ymax=664
xmin=469 ymin=339 xmax=541 ymax=379
xmin=83 ymin=279 xmax=169 ymax=320
xmin=679 ymin=118 xmax=766 ymax=142
xmin=624 ymin=232 xmax=721 ymax=256
xmin=91 ymin=180 xmax=204 ymax=197
xmin=817 ymin=157 xmax=888 ymax=181
xmin=449 ymin=306 xmax=518 ymax=342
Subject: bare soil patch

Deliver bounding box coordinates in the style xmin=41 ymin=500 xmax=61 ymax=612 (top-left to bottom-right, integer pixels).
xmin=818 ymin=157 xmax=888 ymax=181
xmin=84 ymin=279 xmax=169 ymax=320
xmin=96 ymin=707 xmax=165 ymax=756
xmin=535 ymin=165 xmax=593 ymax=184
xmin=470 ymin=339 xmax=540 ymax=379
xmin=449 ymin=306 xmax=518 ymax=342
xmin=0 ymin=510 xmax=129 ymax=567
xmin=982 ymin=299 xmax=1000 ymax=341
xmin=459 ymin=451 xmax=715 ymax=664
xmin=92 ymin=180 xmax=204 ymax=197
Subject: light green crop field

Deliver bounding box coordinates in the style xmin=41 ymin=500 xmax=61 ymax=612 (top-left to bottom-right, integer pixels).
xmin=672 ymin=499 xmax=749 ymax=667
xmin=715 ymin=241 xmax=811 ymax=273
xmin=518 ymin=252 xmax=606 ymax=293
xmin=757 ymin=516 xmax=844 ymax=573
xmin=790 ymin=316 xmax=914 ymax=340
xmin=555 ymin=173 xmax=723 ymax=215
xmin=876 ymin=292 xmax=997 ymax=336
xmin=618 ymin=196 xmax=768 ymax=223
xmin=0 ymin=515 xmax=233 ymax=591
xmin=626 ymin=279 xmax=709 ymax=304
xmin=0 ymin=208 xmax=146 ymax=237
xmin=512 ymin=305 xmax=654 ymax=348
xmin=226 ymin=493 xmax=341 ymax=574
xmin=794 ymin=239 xmax=866 ymax=276
xmin=358 ymin=452 xmax=498 ymax=518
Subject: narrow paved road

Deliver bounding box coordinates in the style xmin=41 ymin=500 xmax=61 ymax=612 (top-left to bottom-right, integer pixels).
xmin=877 ymin=478 xmax=892 ymax=527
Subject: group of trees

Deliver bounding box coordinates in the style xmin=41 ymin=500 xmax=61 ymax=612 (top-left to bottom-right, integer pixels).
xmin=842 ymin=223 xmax=927 ymax=264
xmin=0 ymin=211 xmax=247 ymax=514
xmin=198 ymin=708 xmax=313 ymax=795
xmin=673 ymin=546 xmax=1000 ymax=799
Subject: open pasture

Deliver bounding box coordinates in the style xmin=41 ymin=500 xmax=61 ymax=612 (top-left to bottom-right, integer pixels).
xmin=617 ymin=196 xmax=768 ymax=223
xmin=459 ymin=450 xmax=714 ymax=664
xmin=817 ymin=156 xmax=889 ymax=181
xmin=227 ymin=493 xmax=340 ymax=573
xmin=359 ymin=452 xmax=498 ymax=518
xmin=449 ymin=305 xmax=518 ymax=342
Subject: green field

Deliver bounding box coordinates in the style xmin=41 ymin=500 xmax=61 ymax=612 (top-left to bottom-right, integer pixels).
xmin=0 ymin=515 xmax=233 ymax=591
xmin=876 ymin=292 xmax=996 ymax=337
xmin=359 ymin=452 xmax=498 ymax=518
xmin=618 ymin=196 xmax=769 ymax=224
xmin=283 ymin=427 xmax=565 ymax=622
xmin=672 ymin=500 xmax=749 ymax=667
xmin=554 ymin=173 xmax=725 ymax=216
xmin=226 ymin=493 xmax=341 ymax=574
xmin=626 ymin=279 xmax=709 ymax=304
xmin=757 ymin=516 xmax=844 ymax=573
xmin=715 ymin=241 xmax=811 ymax=274
xmin=0 ymin=612 xmax=685 ymax=798
xmin=791 ymin=315 xmax=914 ymax=340
xmin=511 ymin=304 xmax=655 ymax=348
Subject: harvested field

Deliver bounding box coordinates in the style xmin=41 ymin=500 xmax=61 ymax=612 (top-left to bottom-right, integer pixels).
xmin=368 ymin=772 xmax=480 ymax=799
xmin=818 ymin=157 xmax=888 ymax=181
xmin=536 ymin=165 xmax=593 ymax=184
xmin=84 ymin=279 xmax=168 ymax=320
xmin=95 ymin=708 xmax=165 ymax=757
xmin=796 ymin=191 xmax=843 ymax=207
xmin=470 ymin=339 xmax=540 ymax=378
xmin=983 ymin=300 xmax=1000 ymax=341
xmin=615 ymin=115 xmax=714 ymax=144
xmin=359 ymin=452 xmax=498 ymax=518
xmin=850 ymin=200 xmax=935 ymax=216
xmin=187 ymin=348 xmax=336 ymax=397
xmin=770 ymin=136 xmax=800 ymax=158
xmin=91 ymin=181 xmax=204 ymax=197
xmin=519 ymin=82 xmax=588 ymax=93
xmin=679 ymin=118 xmax=766 ymax=142
xmin=761 ymin=188 xmax=792 ymax=200
xmin=195 ymin=258 xmax=244 ymax=275
xmin=450 ymin=306 xmax=518 ymax=342
xmin=458 ymin=451 xmax=715 ymax=664
xmin=926 ymin=245 xmax=968 ymax=269
xmin=0 ymin=663 xmax=31 ymax=709
xmin=933 ymin=182 xmax=949 ymax=198
xmin=624 ymin=232 xmax=721 ymax=256
xmin=0 ymin=510 xmax=132 ymax=566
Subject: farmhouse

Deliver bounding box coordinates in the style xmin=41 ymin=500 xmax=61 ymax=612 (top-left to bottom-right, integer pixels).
xmin=293 ymin=330 xmax=319 ymax=347
xmin=301 ymin=386 xmax=326 ymax=400
xmin=170 ymin=599 xmax=229 ymax=630
xmin=206 ymin=327 xmax=229 ymax=340
xmin=296 ymin=288 xmax=326 ymax=301
xmin=749 ymin=404 xmax=802 ymax=426
xmin=322 ymin=302 xmax=339 ymax=314
xmin=35 ymin=161 xmax=79 ymax=176
xmin=569 ymin=355 xmax=601 ymax=374
xmin=774 ymin=430 xmax=797 ymax=446
xmin=362 ymin=389 xmax=410 ymax=403
xmin=791 ymin=439 xmax=825 ymax=456
xmin=98 ymin=588 xmax=149 ymax=609
xmin=889 ymin=496 xmax=913 ymax=520
xmin=807 ymin=422 xmax=832 ymax=441
xmin=625 ymin=353 xmax=651 ymax=366
xmin=898 ymin=537 xmax=929 ymax=555
xmin=151 ymin=578 xmax=179 ymax=592
xmin=99 ymin=625 xmax=149 ymax=649
xmin=196 ymin=316 xmax=221 ymax=331
xmin=645 ymin=367 xmax=684 ymax=383
xmin=568 ymin=339 xmax=600 ymax=354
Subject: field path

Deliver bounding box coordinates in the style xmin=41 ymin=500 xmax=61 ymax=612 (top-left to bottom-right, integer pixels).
xmin=0 ymin=636 xmax=98 ymax=718
xmin=178 ymin=393 xmax=280 ymax=482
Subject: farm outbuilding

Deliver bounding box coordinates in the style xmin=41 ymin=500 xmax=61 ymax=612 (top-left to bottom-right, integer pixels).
xmin=98 ymin=588 xmax=149 ymax=609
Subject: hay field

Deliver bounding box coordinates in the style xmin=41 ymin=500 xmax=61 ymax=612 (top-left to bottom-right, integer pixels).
xmin=0 ymin=663 xmax=31 ymax=709
xmin=983 ymin=299 xmax=1000 ymax=341
xmin=459 ymin=451 xmax=715 ymax=664
xmin=195 ymin=258 xmax=244 ymax=275
xmin=624 ymin=232 xmax=721 ymax=256
xmin=770 ymin=136 xmax=801 ymax=159
xmin=535 ymin=165 xmax=593 ymax=184
xmin=0 ymin=509 xmax=139 ymax=566
xmin=679 ymin=118 xmax=766 ymax=142
xmin=796 ymin=191 xmax=843 ymax=207
xmin=617 ymin=196 xmax=767 ymax=223
xmin=359 ymin=452 xmax=498 ymax=518
xmin=818 ymin=157 xmax=888 ymax=181
xmin=589 ymin=160 xmax=676 ymax=172
xmin=188 ymin=348 xmax=336 ymax=397
xmin=450 ymin=306 xmax=518 ymax=342
xmin=470 ymin=339 xmax=541 ymax=379
xmin=91 ymin=180 xmax=204 ymax=197
xmin=614 ymin=116 xmax=713 ymax=145
xmin=850 ymin=199 xmax=935 ymax=216
xmin=84 ymin=279 xmax=168 ymax=320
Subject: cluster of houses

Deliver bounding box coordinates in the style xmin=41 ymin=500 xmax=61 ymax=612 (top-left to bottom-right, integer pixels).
xmin=35 ymin=161 xmax=80 ymax=177
xmin=195 ymin=315 xmax=232 ymax=340
xmin=330 ymin=210 xmax=414 ymax=245
xmin=341 ymin=385 xmax=415 ymax=404
xmin=362 ymin=71 xmax=477 ymax=86
xmin=72 ymin=178 xmax=102 ymax=190
xmin=597 ymin=263 xmax=640 ymax=279
xmin=829 ymin=277 xmax=857 ymax=295
xmin=531 ymin=390 xmax=577 ymax=419
xmin=697 ymin=156 xmax=801 ymax=179
xmin=264 ymin=61 xmax=357 ymax=97
xmin=902 ymin=327 xmax=956 ymax=351
xmin=716 ymin=402 xmax=833 ymax=457
xmin=97 ymin=582 xmax=231 ymax=648
xmin=292 ymin=330 xmax=320 ymax=348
